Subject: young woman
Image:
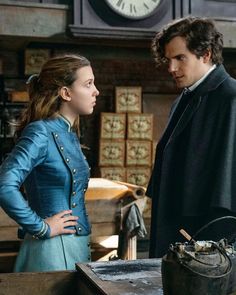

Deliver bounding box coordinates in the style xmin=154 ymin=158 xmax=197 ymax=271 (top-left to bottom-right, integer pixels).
xmin=0 ymin=54 xmax=99 ymax=272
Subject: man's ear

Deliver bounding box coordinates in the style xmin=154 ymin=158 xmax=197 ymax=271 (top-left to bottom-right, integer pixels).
xmin=203 ymin=49 xmax=212 ymax=63
xmin=59 ymin=87 xmax=72 ymax=102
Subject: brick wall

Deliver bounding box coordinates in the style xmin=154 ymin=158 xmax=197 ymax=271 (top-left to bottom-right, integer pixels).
xmin=1 ymin=46 xmax=236 ymax=171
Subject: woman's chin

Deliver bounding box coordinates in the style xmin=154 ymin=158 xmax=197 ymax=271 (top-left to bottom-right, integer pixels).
xmin=80 ymin=109 xmax=94 ymax=115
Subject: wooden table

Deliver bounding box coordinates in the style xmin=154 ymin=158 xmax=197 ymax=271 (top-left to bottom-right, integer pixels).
xmin=76 ymin=258 xmax=163 ymax=295
xmin=75 ymin=258 xmax=236 ymax=295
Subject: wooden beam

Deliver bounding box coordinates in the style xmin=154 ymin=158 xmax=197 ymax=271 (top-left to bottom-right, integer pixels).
xmin=0 ymin=271 xmax=78 ymax=295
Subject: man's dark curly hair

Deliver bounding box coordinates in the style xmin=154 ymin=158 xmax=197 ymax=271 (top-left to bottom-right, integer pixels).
xmin=152 ymin=17 xmax=223 ymax=67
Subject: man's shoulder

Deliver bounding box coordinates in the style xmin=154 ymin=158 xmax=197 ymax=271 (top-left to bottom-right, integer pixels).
xmin=207 ymin=70 xmax=236 ymax=98
xmin=218 ymin=75 xmax=236 ymax=96
xmin=225 ymin=75 xmax=236 ymax=89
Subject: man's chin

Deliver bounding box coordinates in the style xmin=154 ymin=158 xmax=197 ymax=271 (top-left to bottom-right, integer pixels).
xmin=176 ymin=81 xmax=190 ymax=89
xmin=176 ymin=82 xmax=185 ymax=89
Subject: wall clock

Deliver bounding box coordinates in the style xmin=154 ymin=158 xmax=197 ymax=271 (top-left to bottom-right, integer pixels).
xmin=88 ymin=0 xmax=168 ymax=28
xmin=103 ymin=0 xmax=162 ymax=20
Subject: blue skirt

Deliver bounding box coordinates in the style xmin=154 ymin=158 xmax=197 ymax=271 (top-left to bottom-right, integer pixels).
xmin=14 ymin=234 xmax=91 ymax=272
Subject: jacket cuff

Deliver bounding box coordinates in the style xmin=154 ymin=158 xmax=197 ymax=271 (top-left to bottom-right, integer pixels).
xmin=32 ymin=221 xmax=51 ymax=239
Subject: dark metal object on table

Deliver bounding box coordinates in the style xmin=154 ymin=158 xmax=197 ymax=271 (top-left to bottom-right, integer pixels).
xmin=192 ymin=216 xmax=236 ymax=294
xmin=162 ymin=240 xmax=232 ymax=295
xmin=162 ymin=216 xmax=236 ymax=295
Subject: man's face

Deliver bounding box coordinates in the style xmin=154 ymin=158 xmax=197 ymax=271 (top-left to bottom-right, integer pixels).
xmin=164 ymin=36 xmax=212 ymax=89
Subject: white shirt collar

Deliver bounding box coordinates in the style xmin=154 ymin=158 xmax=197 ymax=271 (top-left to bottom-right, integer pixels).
xmin=186 ymin=64 xmax=216 ymax=92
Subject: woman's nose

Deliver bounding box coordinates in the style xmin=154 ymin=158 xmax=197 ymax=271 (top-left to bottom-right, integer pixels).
xmin=94 ymin=85 xmax=99 ymax=96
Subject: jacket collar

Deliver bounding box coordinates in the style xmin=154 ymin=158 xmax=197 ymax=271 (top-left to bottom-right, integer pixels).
xmin=194 ymin=64 xmax=229 ymax=95
xmin=187 ymin=64 xmax=216 ymax=92
xmin=166 ymin=64 xmax=229 ymax=145
xmin=46 ymin=116 xmax=72 ymax=132
xmin=58 ymin=114 xmax=72 ymax=132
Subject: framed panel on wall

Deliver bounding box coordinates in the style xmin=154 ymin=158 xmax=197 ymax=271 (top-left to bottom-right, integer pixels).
xmin=115 ymin=86 xmax=142 ymax=113
xmin=100 ymin=112 xmax=126 ymax=139
xmin=127 ymin=113 xmax=153 ymax=140
xmin=142 ymin=93 xmax=176 ymax=144
xmin=126 ymin=140 xmax=152 ymax=166
xmin=100 ymin=167 xmax=126 ymax=182
xmin=24 ymin=49 xmax=50 ymax=76
xmin=190 ymin=0 xmax=236 ymax=18
xmin=99 ymin=140 xmax=125 ymax=167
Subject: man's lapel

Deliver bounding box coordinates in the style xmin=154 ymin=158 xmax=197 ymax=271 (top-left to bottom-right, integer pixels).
xmin=167 ymin=93 xmax=202 ymax=144
xmin=157 ymin=65 xmax=229 ymax=149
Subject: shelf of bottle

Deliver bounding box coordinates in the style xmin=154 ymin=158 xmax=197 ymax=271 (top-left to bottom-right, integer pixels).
xmin=0 ymin=135 xmax=14 ymax=139
xmin=0 ymin=102 xmax=27 ymax=107
xmin=1 ymin=76 xmax=28 ymax=80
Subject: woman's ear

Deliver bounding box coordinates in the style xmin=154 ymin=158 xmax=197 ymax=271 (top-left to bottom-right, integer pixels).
xmin=59 ymin=87 xmax=72 ymax=102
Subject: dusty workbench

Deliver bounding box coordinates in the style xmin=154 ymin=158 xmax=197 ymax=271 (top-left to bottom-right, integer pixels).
xmin=76 ymin=258 xmax=163 ymax=295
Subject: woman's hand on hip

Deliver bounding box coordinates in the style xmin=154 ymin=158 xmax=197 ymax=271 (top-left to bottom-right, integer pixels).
xmin=45 ymin=210 xmax=78 ymax=237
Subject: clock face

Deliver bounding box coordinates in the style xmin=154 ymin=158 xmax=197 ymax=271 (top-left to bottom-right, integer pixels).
xmin=104 ymin=0 xmax=162 ymax=20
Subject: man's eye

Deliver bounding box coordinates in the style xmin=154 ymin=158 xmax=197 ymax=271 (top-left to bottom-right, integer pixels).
xmin=178 ymin=55 xmax=185 ymax=61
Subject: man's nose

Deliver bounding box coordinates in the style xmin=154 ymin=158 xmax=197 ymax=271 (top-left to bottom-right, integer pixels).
xmin=168 ymin=60 xmax=178 ymax=73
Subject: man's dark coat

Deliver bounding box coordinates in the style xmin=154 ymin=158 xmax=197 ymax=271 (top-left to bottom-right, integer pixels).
xmin=147 ymin=65 xmax=236 ymax=257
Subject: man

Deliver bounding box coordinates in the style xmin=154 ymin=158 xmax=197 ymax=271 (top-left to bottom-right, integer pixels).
xmin=147 ymin=17 xmax=236 ymax=258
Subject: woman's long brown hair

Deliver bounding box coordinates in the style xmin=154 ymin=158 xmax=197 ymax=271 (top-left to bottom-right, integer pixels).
xmin=16 ymin=54 xmax=91 ymax=138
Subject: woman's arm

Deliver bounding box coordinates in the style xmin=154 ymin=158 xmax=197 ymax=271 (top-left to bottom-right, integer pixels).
xmin=0 ymin=121 xmax=50 ymax=239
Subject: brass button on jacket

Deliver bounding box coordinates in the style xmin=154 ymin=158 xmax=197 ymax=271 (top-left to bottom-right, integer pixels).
xmin=72 ymin=203 xmax=77 ymax=208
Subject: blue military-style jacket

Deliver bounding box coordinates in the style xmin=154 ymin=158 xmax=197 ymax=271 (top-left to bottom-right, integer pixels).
xmin=0 ymin=116 xmax=91 ymax=239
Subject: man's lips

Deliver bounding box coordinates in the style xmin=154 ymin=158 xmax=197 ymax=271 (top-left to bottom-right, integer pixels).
xmin=174 ymin=75 xmax=184 ymax=80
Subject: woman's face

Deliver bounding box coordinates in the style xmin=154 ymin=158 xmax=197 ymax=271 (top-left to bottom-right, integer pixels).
xmin=67 ymin=66 xmax=99 ymax=115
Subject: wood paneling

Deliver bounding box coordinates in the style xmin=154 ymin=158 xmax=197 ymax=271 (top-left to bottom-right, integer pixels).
xmin=0 ymin=271 xmax=78 ymax=295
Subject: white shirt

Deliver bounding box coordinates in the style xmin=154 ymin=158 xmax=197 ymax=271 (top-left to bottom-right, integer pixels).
xmin=185 ymin=64 xmax=217 ymax=92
